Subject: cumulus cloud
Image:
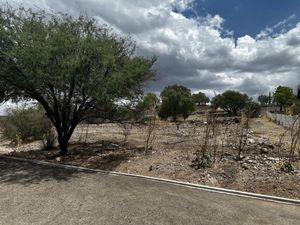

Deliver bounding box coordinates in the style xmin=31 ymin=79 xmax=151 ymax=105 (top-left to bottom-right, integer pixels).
xmin=2 ymin=0 xmax=300 ymax=99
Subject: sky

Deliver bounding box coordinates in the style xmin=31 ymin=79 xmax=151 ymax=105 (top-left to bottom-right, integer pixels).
xmin=1 ymin=0 xmax=300 ymax=108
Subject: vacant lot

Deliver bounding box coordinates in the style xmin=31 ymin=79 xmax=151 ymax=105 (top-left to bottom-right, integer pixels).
xmin=1 ymin=115 xmax=299 ymax=199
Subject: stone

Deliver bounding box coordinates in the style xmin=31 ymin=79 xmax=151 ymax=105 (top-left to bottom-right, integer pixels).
xmin=248 ymin=138 xmax=255 ymax=144
xmin=260 ymin=148 xmax=268 ymax=154
xmin=55 ymin=156 xmax=61 ymax=162
xmin=241 ymin=163 xmax=249 ymax=170
xmin=267 ymin=157 xmax=280 ymax=162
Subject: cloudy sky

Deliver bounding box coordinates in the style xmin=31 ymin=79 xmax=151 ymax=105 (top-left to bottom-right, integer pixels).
xmin=2 ymin=0 xmax=300 ymax=99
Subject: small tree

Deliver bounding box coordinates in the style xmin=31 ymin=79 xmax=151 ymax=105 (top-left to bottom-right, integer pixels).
xmin=139 ymin=93 xmax=160 ymax=154
xmin=211 ymin=90 xmax=249 ymax=116
xmin=192 ymin=92 xmax=209 ymax=106
xmin=159 ymin=85 xmax=195 ymax=122
xmin=273 ymin=86 xmax=296 ymax=112
xmin=258 ymin=95 xmax=269 ymax=106
xmin=0 ymin=7 xmax=155 ymax=155
xmin=114 ymin=106 xmax=136 ymax=146
xmin=245 ymin=101 xmax=261 ymax=118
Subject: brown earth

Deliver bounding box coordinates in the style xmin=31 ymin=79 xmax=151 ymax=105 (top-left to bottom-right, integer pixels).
xmin=1 ymin=115 xmax=299 ymax=199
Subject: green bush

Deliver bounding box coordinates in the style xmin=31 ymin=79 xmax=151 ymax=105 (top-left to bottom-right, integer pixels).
xmin=280 ymin=161 xmax=294 ymax=173
xmin=191 ymin=153 xmax=213 ymax=169
xmin=0 ymin=106 xmax=52 ymax=144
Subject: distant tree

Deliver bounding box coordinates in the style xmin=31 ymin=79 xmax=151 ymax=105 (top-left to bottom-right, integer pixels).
xmin=159 ymin=85 xmax=195 ymax=121
xmin=258 ymin=95 xmax=269 ymax=106
xmin=273 ymin=86 xmax=296 ymax=112
xmin=245 ymin=101 xmax=261 ymax=118
xmin=0 ymin=7 xmax=155 ymax=155
xmin=211 ymin=90 xmax=249 ymax=116
xmin=192 ymin=92 xmax=209 ymax=106
xmin=137 ymin=93 xmax=159 ymax=117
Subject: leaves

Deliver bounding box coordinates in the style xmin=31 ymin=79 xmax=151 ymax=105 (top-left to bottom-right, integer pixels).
xmin=159 ymin=84 xmax=195 ymax=121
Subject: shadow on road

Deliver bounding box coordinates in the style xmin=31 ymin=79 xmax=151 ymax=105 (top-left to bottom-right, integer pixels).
xmin=0 ymin=157 xmax=96 ymax=185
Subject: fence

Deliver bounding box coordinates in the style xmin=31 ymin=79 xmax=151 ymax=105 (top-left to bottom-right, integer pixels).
xmin=266 ymin=111 xmax=298 ymax=127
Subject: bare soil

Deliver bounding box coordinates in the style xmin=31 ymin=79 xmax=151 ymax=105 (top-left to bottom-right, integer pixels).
xmin=1 ymin=116 xmax=299 ymax=199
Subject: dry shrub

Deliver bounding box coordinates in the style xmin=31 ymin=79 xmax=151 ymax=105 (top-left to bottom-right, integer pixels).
xmin=144 ymin=116 xmax=157 ymax=155
xmin=191 ymin=113 xmax=221 ymax=169
xmin=118 ymin=122 xmax=133 ymax=147
xmin=233 ymin=112 xmax=250 ymax=160
xmin=0 ymin=106 xmax=52 ymax=145
xmin=278 ymin=114 xmax=300 ymax=161
xmin=42 ymin=128 xmax=57 ymax=150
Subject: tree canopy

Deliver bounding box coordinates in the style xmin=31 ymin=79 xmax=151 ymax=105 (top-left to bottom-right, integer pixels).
xmin=273 ymin=86 xmax=295 ymax=112
xmin=0 ymin=7 xmax=156 ymax=155
xmin=211 ymin=90 xmax=249 ymax=116
xmin=258 ymin=94 xmax=269 ymax=106
xmin=192 ymin=92 xmax=209 ymax=106
xmin=158 ymin=84 xmax=195 ymax=121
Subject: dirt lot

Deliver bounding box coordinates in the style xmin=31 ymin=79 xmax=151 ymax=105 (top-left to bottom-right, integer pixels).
xmin=1 ymin=115 xmax=299 ymax=199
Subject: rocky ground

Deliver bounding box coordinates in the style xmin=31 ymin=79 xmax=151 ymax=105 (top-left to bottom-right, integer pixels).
xmin=0 ymin=116 xmax=299 ymax=199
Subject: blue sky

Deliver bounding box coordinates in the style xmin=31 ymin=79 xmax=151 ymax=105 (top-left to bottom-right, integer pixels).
xmin=1 ymin=0 xmax=300 ymax=114
xmin=184 ymin=0 xmax=300 ymax=38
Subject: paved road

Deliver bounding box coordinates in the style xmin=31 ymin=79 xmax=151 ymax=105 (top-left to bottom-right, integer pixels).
xmin=0 ymin=157 xmax=299 ymax=225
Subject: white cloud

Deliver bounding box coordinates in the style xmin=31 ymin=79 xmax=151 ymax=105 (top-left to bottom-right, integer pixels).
xmin=1 ymin=0 xmax=300 ymax=98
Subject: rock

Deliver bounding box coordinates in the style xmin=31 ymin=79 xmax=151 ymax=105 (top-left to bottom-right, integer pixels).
xmin=267 ymin=157 xmax=280 ymax=162
xmin=7 ymin=149 xmax=15 ymax=153
xmin=248 ymin=138 xmax=255 ymax=144
xmin=241 ymin=163 xmax=249 ymax=170
xmin=55 ymin=156 xmax=61 ymax=162
xmin=223 ymin=152 xmax=232 ymax=157
xmin=245 ymin=159 xmax=255 ymax=164
xmin=260 ymin=148 xmax=268 ymax=154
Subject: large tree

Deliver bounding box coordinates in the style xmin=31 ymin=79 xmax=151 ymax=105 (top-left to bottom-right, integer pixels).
xmin=273 ymin=86 xmax=296 ymax=112
xmin=211 ymin=90 xmax=249 ymax=116
xmin=159 ymin=84 xmax=195 ymax=121
xmin=0 ymin=7 xmax=155 ymax=155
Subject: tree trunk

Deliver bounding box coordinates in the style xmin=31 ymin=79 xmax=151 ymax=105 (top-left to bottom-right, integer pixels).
xmin=58 ymin=135 xmax=69 ymax=156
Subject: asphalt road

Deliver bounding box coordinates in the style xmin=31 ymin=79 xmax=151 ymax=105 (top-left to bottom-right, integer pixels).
xmin=0 ymin=157 xmax=299 ymax=225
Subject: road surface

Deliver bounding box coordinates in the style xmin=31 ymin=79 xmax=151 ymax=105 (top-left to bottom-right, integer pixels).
xmin=0 ymin=157 xmax=299 ymax=225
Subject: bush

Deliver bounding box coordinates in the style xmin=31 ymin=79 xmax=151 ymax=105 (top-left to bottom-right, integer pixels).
xmin=42 ymin=129 xmax=57 ymax=150
xmin=0 ymin=106 xmax=52 ymax=144
xmin=280 ymin=161 xmax=294 ymax=173
xmin=245 ymin=101 xmax=261 ymax=118
xmin=191 ymin=153 xmax=213 ymax=169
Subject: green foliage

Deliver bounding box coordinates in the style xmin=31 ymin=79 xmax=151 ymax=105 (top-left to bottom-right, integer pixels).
xmin=192 ymin=92 xmax=209 ymax=106
xmin=258 ymin=95 xmax=269 ymax=106
xmin=159 ymin=85 xmax=195 ymax=121
xmin=191 ymin=153 xmax=213 ymax=169
xmin=245 ymin=101 xmax=261 ymax=118
xmin=280 ymin=161 xmax=294 ymax=173
xmin=0 ymin=6 xmax=155 ymax=155
xmin=137 ymin=93 xmax=159 ymax=120
xmin=273 ymin=86 xmax=296 ymax=112
xmin=140 ymin=93 xmax=159 ymax=111
xmin=292 ymin=103 xmax=300 ymax=115
xmin=211 ymin=90 xmax=249 ymax=116
xmin=0 ymin=106 xmax=52 ymax=144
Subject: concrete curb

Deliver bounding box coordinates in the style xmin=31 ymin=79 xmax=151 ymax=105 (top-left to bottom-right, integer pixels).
xmin=2 ymin=156 xmax=300 ymax=206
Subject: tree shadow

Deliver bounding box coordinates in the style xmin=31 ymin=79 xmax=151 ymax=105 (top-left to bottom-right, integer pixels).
xmin=0 ymin=157 xmax=96 ymax=186
xmin=2 ymin=140 xmax=142 ymax=178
